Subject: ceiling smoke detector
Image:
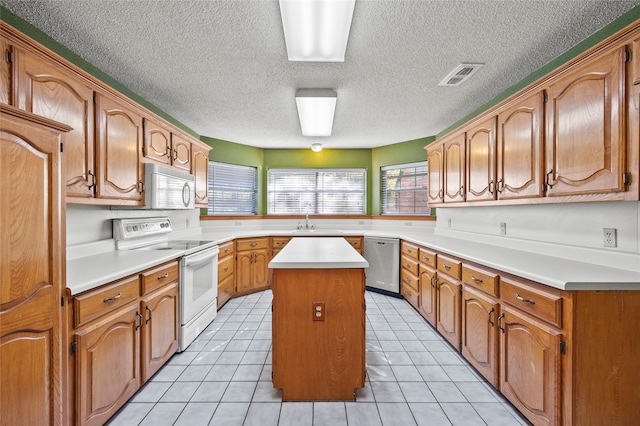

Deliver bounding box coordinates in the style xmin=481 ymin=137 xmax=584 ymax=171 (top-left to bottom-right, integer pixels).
xmin=438 ymin=63 xmax=484 ymax=87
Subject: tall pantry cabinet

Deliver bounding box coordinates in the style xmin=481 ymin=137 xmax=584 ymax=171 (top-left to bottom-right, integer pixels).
xmin=0 ymin=105 xmax=70 ymax=425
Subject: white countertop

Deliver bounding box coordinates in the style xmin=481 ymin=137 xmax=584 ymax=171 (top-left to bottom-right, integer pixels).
xmin=66 ymin=226 xmax=640 ymax=295
xmin=269 ymin=237 xmax=369 ymax=269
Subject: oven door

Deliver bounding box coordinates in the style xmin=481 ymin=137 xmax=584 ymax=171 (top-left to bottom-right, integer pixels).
xmin=180 ymin=246 xmax=219 ymax=324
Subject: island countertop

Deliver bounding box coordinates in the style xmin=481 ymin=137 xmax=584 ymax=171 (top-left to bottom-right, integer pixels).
xmin=269 ymin=237 xmax=369 ymax=269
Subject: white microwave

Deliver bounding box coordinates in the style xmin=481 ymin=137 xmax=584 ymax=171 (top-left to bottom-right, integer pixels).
xmin=145 ymin=163 xmax=195 ymax=209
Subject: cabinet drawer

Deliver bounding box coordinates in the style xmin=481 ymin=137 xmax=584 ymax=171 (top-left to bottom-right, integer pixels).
xmin=402 ymin=280 xmax=419 ymax=309
xmin=401 ymin=255 xmax=419 ymax=275
xmin=344 ymin=236 xmax=363 ymax=250
xmin=500 ymin=277 xmax=563 ymax=327
xmin=272 ymin=237 xmax=291 ymax=250
xmin=401 ymin=269 xmax=419 ymax=293
xmin=401 ymin=241 xmax=419 ymax=260
xmin=141 ymin=261 xmax=179 ymax=295
xmin=218 ymin=240 xmax=235 ymax=259
xmin=218 ymin=255 xmax=234 ymax=281
xmin=73 ymin=275 xmax=140 ymax=328
xmin=461 ymin=264 xmax=499 ymax=297
xmin=418 ymin=247 xmax=437 ymax=268
xmin=236 ymin=238 xmax=269 ymax=251
xmin=217 ymin=274 xmax=235 ymax=309
xmin=437 ymin=255 xmax=461 ymax=279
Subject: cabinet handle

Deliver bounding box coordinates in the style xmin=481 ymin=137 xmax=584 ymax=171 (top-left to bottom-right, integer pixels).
xmin=173 ymin=149 xmax=178 ymax=161
xmin=405 ymin=263 xmax=412 ymax=268
xmin=136 ymin=311 xmax=143 ymax=330
xmin=439 ymin=189 xmax=444 ymax=200
xmin=87 ymin=170 xmax=96 ymax=190
xmin=422 ymin=256 xmax=430 ymax=263
xmin=459 ymin=185 xmax=464 ymax=196
xmin=497 ymin=313 xmax=505 ymax=333
xmin=166 ymin=145 xmax=172 ymax=158
xmin=249 ymin=243 xmax=258 ymax=247
xmin=138 ymin=180 xmax=145 ymax=194
xmin=158 ymin=273 xmax=169 ymax=280
xmin=443 ymin=264 xmax=451 ymax=270
xmin=103 ymin=292 xmax=122 ymax=303
xmin=515 ymin=293 xmax=535 ymax=304
xmin=545 ymin=169 xmax=554 ymax=191
xmin=487 ymin=307 xmax=495 ymax=327
xmin=223 ymin=267 xmax=229 ymax=272
xmin=145 ymin=306 xmax=152 ymax=324
xmin=488 ymin=180 xmax=494 ymax=194
xmin=471 ymin=275 xmax=483 ymax=283
xmin=497 ymin=178 xmax=504 ymax=193
xmin=430 ymin=275 xmax=436 ymax=289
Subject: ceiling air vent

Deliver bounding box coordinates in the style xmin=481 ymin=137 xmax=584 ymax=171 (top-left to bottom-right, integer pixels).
xmin=438 ymin=63 xmax=484 ymax=87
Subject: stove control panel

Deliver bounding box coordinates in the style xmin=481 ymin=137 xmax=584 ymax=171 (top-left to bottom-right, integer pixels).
xmin=113 ymin=217 xmax=172 ymax=241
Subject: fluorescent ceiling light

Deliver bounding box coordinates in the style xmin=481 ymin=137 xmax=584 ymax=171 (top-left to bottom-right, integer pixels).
xmin=295 ymin=89 xmax=337 ymax=137
xmin=279 ymin=0 xmax=356 ymax=62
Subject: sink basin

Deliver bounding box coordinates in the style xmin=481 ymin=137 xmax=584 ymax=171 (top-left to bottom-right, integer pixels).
xmin=291 ymin=229 xmax=344 ymax=236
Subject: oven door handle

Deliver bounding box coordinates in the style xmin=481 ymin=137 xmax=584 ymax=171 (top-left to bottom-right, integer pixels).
xmin=183 ymin=248 xmax=219 ymax=267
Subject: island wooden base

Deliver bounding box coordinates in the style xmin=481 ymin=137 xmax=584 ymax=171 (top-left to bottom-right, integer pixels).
xmin=272 ymin=268 xmax=365 ymax=401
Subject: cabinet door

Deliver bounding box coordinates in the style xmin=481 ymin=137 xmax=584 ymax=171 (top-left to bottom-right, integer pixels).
xmin=1 ymin=35 xmax=10 ymax=104
xmin=461 ymin=286 xmax=499 ymax=387
xmin=466 ymin=117 xmax=497 ymax=202
xmin=192 ymin=143 xmax=209 ymax=207
xmin=252 ymin=249 xmax=270 ymax=290
xmin=0 ymin=109 xmax=65 ymax=426
xmin=171 ymin=133 xmax=191 ymax=171
xmin=427 ymin=143 xmax=444 ymax=204
xmin=95 ymin=93 xmax=144 ymax=202
xmin=436 ymin=274 xmax=461 ymax=349
xmin=545 ymin=46 xmax=626 ymax=196
xmin=217 ymin=274 xmax=235 ymax=309
xmin=500 ymin=306 xmax=561 ymax=426
xmin=443 ymin=133 xmax=466 ymax=202
xmin=419 ymin=266 xmax=437 ymax=327
xmin=18 ymin=49 xmax=96 ymax=198
xmin=497 ymin=91 xmax=544 ymax=200
xmin=141 ymin=283 xmax=179 ymax=382
xmin=142 ymin=117 xmax=171 ymax=165
xmin=236 ymin=251 xmax=253 ymax=293
xmin=75 ymin=303 xmax=141 ymax=426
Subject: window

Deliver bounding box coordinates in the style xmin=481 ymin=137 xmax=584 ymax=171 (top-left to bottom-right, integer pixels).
xmin=207 ymin=162 xmax=257 ymax=215
xmin=268 ymin=169 xmax=366 ymax=214
xmin=381 ymin=161 xmax=429 ymax=215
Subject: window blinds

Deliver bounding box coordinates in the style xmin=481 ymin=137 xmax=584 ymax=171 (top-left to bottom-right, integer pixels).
xmin=268 ymin=168 xmax=366 ymax=214
xmin=207 ymin=162 xmax=257 ymax=215
xmin=381 ymin=161 xmax=429 ymax=215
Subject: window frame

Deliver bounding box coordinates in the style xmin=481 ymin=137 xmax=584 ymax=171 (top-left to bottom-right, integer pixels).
xmin=381 ymin=161 xmax=429 ymax=216
xmin=207 ymin=161 xmax=258 ymax=216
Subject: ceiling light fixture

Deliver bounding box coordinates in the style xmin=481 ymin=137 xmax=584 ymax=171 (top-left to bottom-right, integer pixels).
xmin=279 ymin=0 xmax=356 ymax=62
xmin=295 ymin=89 xmax=337 ymax=137
xmin=311 ymin=143 xmax=323 ymax=152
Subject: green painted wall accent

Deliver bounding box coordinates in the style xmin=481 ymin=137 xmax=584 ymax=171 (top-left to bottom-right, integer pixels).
xmin=263 ymin=148 xmax=373 ymax=214
xmin=370 ymin=137 xmax=435 ymax=214
xmin=0 ymin=7 xmax=199 ymax=138
xmin=437 ymin=5 xmax=640 ymax=138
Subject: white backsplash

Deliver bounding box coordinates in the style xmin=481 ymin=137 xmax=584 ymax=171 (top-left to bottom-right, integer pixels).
xmin=66 ymin=204 xmax=201 ymax=246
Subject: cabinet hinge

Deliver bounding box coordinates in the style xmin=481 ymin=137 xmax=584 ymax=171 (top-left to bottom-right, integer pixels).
xmin=60 ymin=142 xmax=64 ymax=153
xmin=623 ymin=172 xmax=631 ymax=186
xmin=560 ymin=340 xmax=566 ymax=355
xmin=61 ymin=296 xmax=65 ymax=307
xmin=70 ymin=341 xmax=77 ymax=355
xmin=5 ymin=49 xmax=12 ymax=64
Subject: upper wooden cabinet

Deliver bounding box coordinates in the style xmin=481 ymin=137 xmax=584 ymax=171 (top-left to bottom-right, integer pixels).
xmin=427 ymin=143 xmax=444 ymax=203
xmin=16 ymin=48 xmax=96 ymax=199
xmin=142 ymin=118 xmax=192 ymax=172
xmin=192 ymin=141 xmax=211 ymax=207
xmin=0 ymin=107 xmax=68 ymax=426
xmin=95 ymin=93 xmax=144 ymax=203
xmin=497 ymin=91 xmax=545 ymax=200
xmin=1 ymin=35 xmax=10 ymax=104
xmin=443 ymin=132 xmax=466 ymax=203
xmin=466 ymin=117 xmax=497 ymax=202
xmin=545 ymin=46 xmax=627 ymax=196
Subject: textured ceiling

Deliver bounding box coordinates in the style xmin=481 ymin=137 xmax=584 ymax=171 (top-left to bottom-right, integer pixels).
xmin=1 ymin=0 xmax=638 ymax=149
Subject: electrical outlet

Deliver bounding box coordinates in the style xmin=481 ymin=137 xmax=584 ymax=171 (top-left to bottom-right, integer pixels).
xmin=235 ymin=221 xmax=242 ymax=226
xmin=447 ymin=219 xmax=452 ymax=228
xmin=404 ymin=221 xmax=412 ymax=227
xmin=603 ymin=228 xmax=617 ymax=248
xmin=500 ymin=222 xmax=507 ymax=235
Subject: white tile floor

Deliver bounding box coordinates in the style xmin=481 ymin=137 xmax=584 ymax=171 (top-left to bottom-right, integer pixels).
xmin=108 ymin=290 xmax=531 ymax=426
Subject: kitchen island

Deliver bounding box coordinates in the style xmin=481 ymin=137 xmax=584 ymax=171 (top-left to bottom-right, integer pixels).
xmin=269 ymin=237 xmax=369 ymax=401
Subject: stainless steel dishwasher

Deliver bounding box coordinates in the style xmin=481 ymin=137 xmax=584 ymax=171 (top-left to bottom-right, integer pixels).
xmin=364 ymin=236 xmax=400 ymax=296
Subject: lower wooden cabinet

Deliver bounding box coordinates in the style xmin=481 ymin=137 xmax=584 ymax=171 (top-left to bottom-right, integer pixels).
xmin=418 ymin=265 xmax=437 ymax=327
xmin=71 ymin=260 xmax=179 ymax=426
xmin=74 ymin=303 xmax=141 ymax=426
xmin=236 ymin=238 xmax=270 ymax=294
xmin=400 ymin=269 xmax=419 ymax=309
xmin=461 ymin=285 xmax=499 ymax=387
xmin=436 ymin=273 xmax=461 ymax=350
xmin=499 ymin=305 xmax=561 ymax=426
xmin=217 ymin=240 xmax=235 ymax=309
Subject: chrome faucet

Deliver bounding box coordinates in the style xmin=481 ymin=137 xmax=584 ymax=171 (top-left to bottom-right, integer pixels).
xmin=296 ymin=205 xmax=314 ymax=230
